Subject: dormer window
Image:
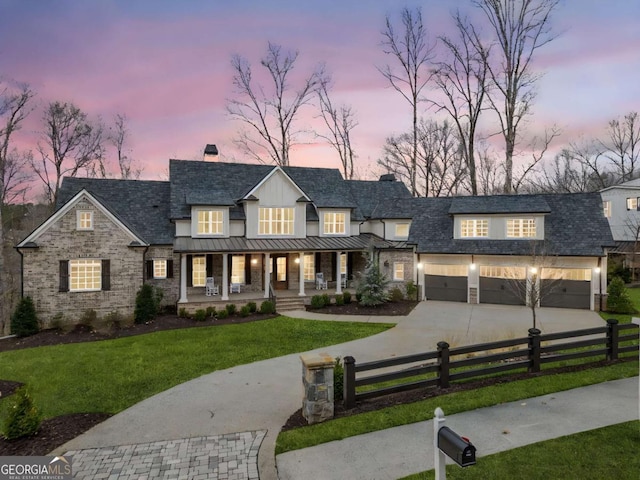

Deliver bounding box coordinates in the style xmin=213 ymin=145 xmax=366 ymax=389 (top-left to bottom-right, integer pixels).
xmin=76 ymin=210 xmax=93 ymax=230
xmin=461 ymin=219 xmax=488 ymax=238
xmin=323 ymin=212 xmax=345 ymax=235
xmin=507 ymin=218 xmax=536 ymax=238
xmin=395 ymin=223 xmax=409 ymax=238
xmin=626 ymin=197 xmax=638 ymax=211
xmin=259 ymin=207 xmax=294 ymax=235
xmin=198 ymin=210 xmax=223 ymax=235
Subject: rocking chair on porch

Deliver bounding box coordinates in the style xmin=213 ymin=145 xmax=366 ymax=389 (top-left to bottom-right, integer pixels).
xmin=316 ymin=272 xmax=328 ymax=290
xmin=205 ymin=277 xmax=219 ymax=296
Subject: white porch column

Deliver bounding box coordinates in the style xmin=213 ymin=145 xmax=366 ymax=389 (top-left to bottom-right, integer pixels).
xmin=221 ymin=253 xmax=229 ymax=300
xmin=336 ymin=251 xmax=343 ymax=294
xmin=178 ymin=254 xmax=188 ymax=303
xmin=264 ymin=252 xmax=271 ymax=298
xmin=298 ymin=252 xmax=305 ymax=296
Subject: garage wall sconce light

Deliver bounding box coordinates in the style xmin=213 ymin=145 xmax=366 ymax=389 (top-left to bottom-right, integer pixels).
xmin=530 ymin=267 xmax=538 ymax=274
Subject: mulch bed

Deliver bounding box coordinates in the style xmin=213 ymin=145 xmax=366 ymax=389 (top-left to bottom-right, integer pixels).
xmin=0 ymin=302 xmax=408 ymax=456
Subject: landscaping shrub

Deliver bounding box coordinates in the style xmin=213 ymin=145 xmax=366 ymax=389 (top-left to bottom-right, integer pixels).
xmin=356 ymin=251 xmax=389 ymax=307
xmin=247 ymin=302 xmax=257 ymax=313
xmin=10 ymin=296 xmax=39 ymax=337
xmin=321 ymin=293 xmax=331 ymax=306
xmin=193 ymin=309 xmax=208 ymax=322
xmin=80 ymin=308 xmax=98 ymax=328
xmin=310 ymin=295 xmax=325 ymax=309
xmin=335 ymin=294 xmax=344 ymax=306
xmin=178 ymin=307 xmax=189 ymax=318
xmin=260 ymin=300 xmax=276 ymax=314
xmin=608 ymin=260 xmax=631 ymax=284
xmin=607 ymin=276 xmax=636 ymax=313
xmin=134 ymin=284 xmax=161 ymax=324
xmin=240 ymin=305 xmax=251 ymax=317
xmin=405 ymin=280 xmax=417 ymax=299
xmin=355 ymin=292 xmax=362 ymax=303
xmin=206 ymin=306 xmax=217 ymax=317
xmin=217 ymin=309 xmax=229 ymax=319
xmin=389 ymin=286 xmax=404 ymax=302
xmin=343 ymin=290 xmax=352 ymax=304
xmin=333 ymin=357 xmax=344 ymax=403
xmin=225 ymin=304 xmax=237 ymax=315
xmin=2 ymin=387 xmax=42 ymax=440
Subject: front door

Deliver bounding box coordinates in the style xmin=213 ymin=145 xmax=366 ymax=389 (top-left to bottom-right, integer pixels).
xmin=273 ymin=254 xmax=288 ymax=290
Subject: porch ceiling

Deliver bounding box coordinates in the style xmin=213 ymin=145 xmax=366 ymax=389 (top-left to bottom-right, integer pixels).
xmin=174 ymin=233 xmax=409 ymax=253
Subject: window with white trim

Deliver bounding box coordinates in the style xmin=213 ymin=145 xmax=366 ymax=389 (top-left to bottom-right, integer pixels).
xmin=340 ymin=253 xmax=347 ymax=275
xmin=192 ymin=256 xmax=206 ymax=287
xmin=76 ymin=211 xmax=93 ymax=230
xmin=626 ymin=197 xmax=638 ymax=210
xmin=70 ymin=259 xmax=101 ymax=291
xmin=323 ymin=212 xmax=345 ymax=235
xmin=304 ymin=254 xmax=315 ymax=281
xmin=259 ymin=207 xmax=294 ymax=235
xmin=153 ymin=259 xmax=167 ymax=279
xmin=603 ymin=200 xmax=612 ymax=218
xmin=507 ymin=218 xmax=536 ymax=238
xmin=231 ymin=255 xmax=245 ymax=284
xmin=393 ymin=262 xmax=404 ymax=281
xmin=460 ymin=219 xmax=488 ymax=238
xmin=197 ymin=210 xmax=223 ymax=235
xmin=395 ymin=223 xmax=409 ymax=238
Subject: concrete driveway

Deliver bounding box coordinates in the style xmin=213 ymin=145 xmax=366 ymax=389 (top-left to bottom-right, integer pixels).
xmin=56 ymin=301 xmax=607 ymax=479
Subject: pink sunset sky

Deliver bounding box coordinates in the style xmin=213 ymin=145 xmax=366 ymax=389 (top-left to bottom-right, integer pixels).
xmin=1 ymin=0 xmax=639 ymax=187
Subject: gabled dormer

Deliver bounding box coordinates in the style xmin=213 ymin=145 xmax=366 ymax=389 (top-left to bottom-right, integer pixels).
xmin=242 ymin=166 xmax=310 ymax=239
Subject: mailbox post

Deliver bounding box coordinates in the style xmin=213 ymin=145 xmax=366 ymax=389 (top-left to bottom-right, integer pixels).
xmin=433 ymin=407 xmax=476 ymax=480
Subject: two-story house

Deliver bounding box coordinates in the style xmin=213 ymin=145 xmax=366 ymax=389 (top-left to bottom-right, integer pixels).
xmin=16 ymin=158 xmax=614 ymax=328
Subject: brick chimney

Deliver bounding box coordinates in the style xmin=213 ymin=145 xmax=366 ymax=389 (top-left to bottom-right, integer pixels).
xmin=203 ymin=144 xmax=219 ymax=161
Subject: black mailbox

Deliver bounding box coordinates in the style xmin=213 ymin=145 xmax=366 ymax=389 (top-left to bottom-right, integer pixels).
xmin=437 ymin=426 xmax=476 ymax=467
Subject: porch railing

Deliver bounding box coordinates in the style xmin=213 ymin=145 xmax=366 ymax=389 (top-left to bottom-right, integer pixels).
xmin=269 ymin=283 xmax=277 ymax=311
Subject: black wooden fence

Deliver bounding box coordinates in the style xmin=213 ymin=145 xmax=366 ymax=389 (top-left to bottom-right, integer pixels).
xmin=343 ymin=319 xmax=639 ymax=409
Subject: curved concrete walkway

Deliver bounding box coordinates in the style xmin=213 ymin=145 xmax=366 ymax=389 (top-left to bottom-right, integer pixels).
xmin=54 ymin=302 xmax=612 ymax=479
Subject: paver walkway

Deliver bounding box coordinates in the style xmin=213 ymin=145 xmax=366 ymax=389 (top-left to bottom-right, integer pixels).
xmin=66 ymin=430 xmax=265 ymax=480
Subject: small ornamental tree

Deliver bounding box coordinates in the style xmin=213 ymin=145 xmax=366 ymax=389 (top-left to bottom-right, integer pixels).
xmin=2 ymin=387 xmax=42 ymax=440
xmin=606 ymin=276 xmax=636 ymax=314
xmin=134 ymin=284 xmax=161 ymax=324
xmin=11 ymin=296 xmax=39 ymax=337
xmin=356 ymin=250 xmax=390 ymax=307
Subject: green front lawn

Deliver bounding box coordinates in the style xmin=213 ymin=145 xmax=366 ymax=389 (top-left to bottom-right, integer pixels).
xmin=0 ymin=317 xmax=391 ymax=418
xmin=401 ymin=420 xmax=640 ymax=480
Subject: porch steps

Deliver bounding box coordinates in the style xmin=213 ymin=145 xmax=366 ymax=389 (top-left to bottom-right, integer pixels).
xmin=276 ymin=296 xmax=306 ymax=313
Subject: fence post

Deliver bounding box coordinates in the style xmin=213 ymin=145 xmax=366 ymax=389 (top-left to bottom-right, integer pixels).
xmin=343 ymin=355 xmax=356 ymax=409
xmin=606 ymin=319 xmax=619 ymax=361
xmin=437 ymin=341 xmax=450 ymax=388
xmin=528 ymin=328 xmax=541 ymax=373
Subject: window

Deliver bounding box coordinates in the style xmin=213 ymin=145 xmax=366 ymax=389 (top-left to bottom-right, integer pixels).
xmin=231 ymin=255 xmax=245 ymax=284
xmin=197 ymin=210 xmax=223 ymax=235
xmin=192 ymin=256 xmax=206 ymax=287
xmin=424 ymin=264 xmax=468 ymax=277
xmin=340 ymin=253 xmax=347 ymax=275
xmin=70 ymin=259 xmax=101 ymax=291
xmin=603 ymin=200 xmax=612 ymax=218
xmin=259 ymin=207 xmax=294 ymax=235
xmin=480 ymin=266 xmax=526 ymax=280
xmin=460 ymin=219 xmax=488 ymax=238
xmin=393 ymin=262 xmax=404 ymax=281
xmin=304 ymin=254 xmax=315 ymax=281
xmin=507 ymin=218 xmax=536 ymax=238
xmin=76 ymin=211 xmax=93 ymax=230
xmin=323 ymin=212 xmax=345 ymax=235
xmin=395 ymin=223 xmax=409 ymax=238
xmin=153 ymin=259 xmax=167 ymax=279
xmin=626 ymin=197 xmax=638 ymax=211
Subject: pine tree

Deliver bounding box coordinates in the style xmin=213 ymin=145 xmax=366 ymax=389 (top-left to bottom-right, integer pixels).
xmin=356 ymin=251 xmax=390 ymax=307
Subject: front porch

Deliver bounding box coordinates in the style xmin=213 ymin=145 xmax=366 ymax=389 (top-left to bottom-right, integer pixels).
xmin=178 ymin=287 xmax=356 ymax=314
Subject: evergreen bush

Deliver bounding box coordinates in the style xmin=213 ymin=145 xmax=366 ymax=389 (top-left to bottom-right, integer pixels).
xmin=343 ymin=290 xmax=352 ymax=304
xmin=606 ymin=276 xmax=636 ymax=313
xmin=260 ymin=300 xmax=276 ymax=314
xmin=225 ymin=304 xmax=237 ymax=315
xmin=310 ymin=295 xmax=325 ymax=309
xmin=335 ymin=294 xmax=344 ymax=306
xmin=10 ymin=296 xmax=39 ymax=337
xmin=2 ymin=387 xmax=42 ymax=440
xmin=356 ymin=251 xmax=390 ymax=307
xmin=134 ymin=284 xmax=160 ymax=324
xmin=240 ymin=305 xmax=251 ymax=317
xmin=206 ymin=306 xmax=217 ymax=317
xmin=217 ymin=309 xmax=229 ymax=319
xmin=321 ymin=293 xmax=331 ymax=306
xmin=405 ymin=280 xmax=418 ymax=299
xmin=194 ymin=309 xmax=208 ymax=321
xmin=389 ymin=286 xmax=404 ymax=302
xmin=247 ymin=302 xmax=258 ymax=313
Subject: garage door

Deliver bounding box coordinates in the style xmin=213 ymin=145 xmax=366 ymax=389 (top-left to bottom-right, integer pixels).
xmin=540 ymin=268 xmax=591 ymax=309
xmin=424 ymin=265 xmax=468 ymax=302
xmin=479 ymin=266 xmax=526 ymax=306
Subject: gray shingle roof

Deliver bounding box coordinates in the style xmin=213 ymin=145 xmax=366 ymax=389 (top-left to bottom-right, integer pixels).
xmin=448 ymin=195 xmax=551 ymax=214
xmin=408 ymin=193 xmax=615 ymax=256
xmin=57 ymin=177 xmax=173 ymax=244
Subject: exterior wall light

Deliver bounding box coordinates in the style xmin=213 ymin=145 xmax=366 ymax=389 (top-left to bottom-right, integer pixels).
xmin=530 ymin=267 xmax=538 ymax=275
xmin=470 ymin=263 xmax=476 ymax=270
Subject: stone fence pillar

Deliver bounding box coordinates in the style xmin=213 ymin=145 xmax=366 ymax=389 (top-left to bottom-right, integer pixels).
xmin=300 ymin=353 xmax=334 ymax=424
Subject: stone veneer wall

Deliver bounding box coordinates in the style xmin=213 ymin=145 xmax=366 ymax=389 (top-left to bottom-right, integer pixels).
xmin=379 ymin=249 xmax=415 ymax=291
xmin=145 ymin=246 xmax=180 ymax=306
xmin=20 ymin=199 xmax=145 ymax=328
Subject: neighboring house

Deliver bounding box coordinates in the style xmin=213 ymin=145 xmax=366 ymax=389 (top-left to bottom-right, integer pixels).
xmin=600 ymin=179 xmax=640 ymax=270
xmin=16 ymin=158 xmax=614 ymax=328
